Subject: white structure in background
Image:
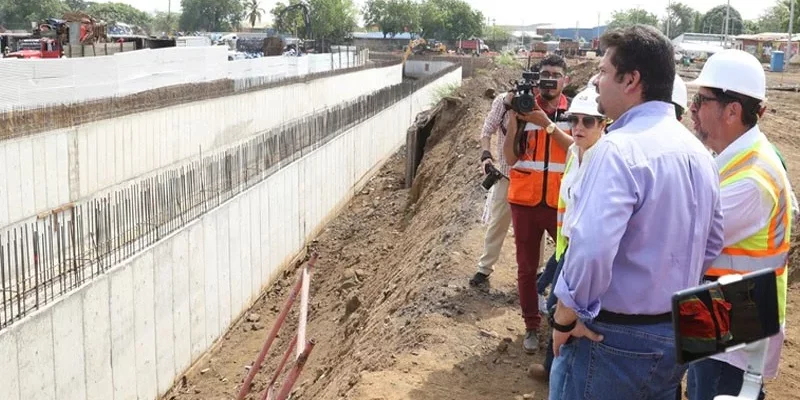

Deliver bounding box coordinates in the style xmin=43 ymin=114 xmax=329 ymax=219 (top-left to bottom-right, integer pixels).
xmin=672 ymin=33 xmax=728 ymax=59
xmin=176 ymin=36 xmax=212 ymax=47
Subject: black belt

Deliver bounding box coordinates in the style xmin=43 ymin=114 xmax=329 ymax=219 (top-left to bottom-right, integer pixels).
xmin=595 ymin=310 xmax=672 ymax=325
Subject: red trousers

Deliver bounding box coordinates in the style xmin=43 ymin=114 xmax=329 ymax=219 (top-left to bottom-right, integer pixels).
xmin=509 ymin=203 xmax=557 ymax=331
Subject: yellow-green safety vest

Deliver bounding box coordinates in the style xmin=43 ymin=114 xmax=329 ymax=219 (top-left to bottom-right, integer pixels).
xmin=555 ymin=152 xmax=576 ymax=262
xmin=704 ymin=136 xmax=792 ymax=324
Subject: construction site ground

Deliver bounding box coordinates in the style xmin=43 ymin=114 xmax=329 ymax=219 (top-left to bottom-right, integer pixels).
xmin=163 ymin=61 xmax=800 ymax=400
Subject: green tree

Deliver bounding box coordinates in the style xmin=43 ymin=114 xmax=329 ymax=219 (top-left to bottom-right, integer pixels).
xmin=179 ymin=0 xmax=245 ymax=31
xmin=607 ymin=8 xmax=660 ymax=30
xmin=309 ymin=0 xmax=358 ymax=43
xmin=150 ymin=11 xmax=179 ymax=35
xmin=362 ymin=0 xmax=419 ymax=38
xmin=86 ymin=2 xmax=152 ymax=27
xmin=700 ymin=4 xmax=743 ymax=35
xmin=418 ymin=0 xmax=483 ymax=41
xmin=247 ymin=0 xmax=265 ymax=28
xmin=693 ymin=12 xmax=702 ymax=32
xmin=270 ymin=0 xmax=306 ymax=36
xmin=664 ymin=2 xmax=698 ymax=38
xmin=483 ymin=25 xmax=510 ymax=42
xmin=64 ymin=0 xmax=88 ymax=11
xmin=742 ymin=19 xmax=760 ymax=34
xmin=758 ymin=2 xmax=788 ymax=32
xmin=0 ymin=0 xmax=67 ymax=30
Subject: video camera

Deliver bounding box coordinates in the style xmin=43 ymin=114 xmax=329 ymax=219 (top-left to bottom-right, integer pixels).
xmin=481 ymin=163 xmax=506 ymax=190
xmin=508 ymin=64 xmax=560 ymax=114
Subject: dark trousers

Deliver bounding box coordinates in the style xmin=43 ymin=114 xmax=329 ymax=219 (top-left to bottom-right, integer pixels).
xmin=509 ymin=203 xmax=557 ymax=331
xmin=542 ymin=253 xmax=565 ymax=373
xmin=687 ymin=359 xmax=766 ymax=400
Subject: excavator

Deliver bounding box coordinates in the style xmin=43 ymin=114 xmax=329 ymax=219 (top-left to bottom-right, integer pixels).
xmin=402 ymin=38 xmax=446 ymax=64
xmin=265 ymin=1 xmax=313 ymax=56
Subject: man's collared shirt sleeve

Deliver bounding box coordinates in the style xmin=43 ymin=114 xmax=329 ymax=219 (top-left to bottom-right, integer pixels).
xmin=553 ymin=140 xmax=638 ymax=320
xmin=481 ymin=96 xmax=506 ymax=139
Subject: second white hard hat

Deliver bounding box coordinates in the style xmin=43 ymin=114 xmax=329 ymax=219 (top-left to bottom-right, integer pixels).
xmin=688 ymin=49 xmax=766 ymax=101
xmin=672 ymin=74 xmax=688 ymax=111
xmin=568 ymin=87 xmax=604 ymax=117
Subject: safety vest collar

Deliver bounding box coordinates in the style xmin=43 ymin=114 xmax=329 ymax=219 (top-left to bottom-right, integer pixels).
xmin=535 ymin=94 xmax=569 ymax=115
xmin=714 ymin=125 xmax=763 ymax=171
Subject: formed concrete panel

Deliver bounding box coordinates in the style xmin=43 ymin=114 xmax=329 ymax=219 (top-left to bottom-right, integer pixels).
xmin=249 ymin=190 xmax=263 ymax=296
xmin=203 ymin=215 xmax=220 ymax=344
xmin=240 ymin=194 xmax=253 ymax=305
xmin=216 ymin=206 xmax=232 ymax=330
xmin=0 ymin=328 xmax=20 ymax=400
xmin=109 ymin=262 xmax=137 ymax=399
xmin=172 ymin=230 xmax=192 ymax=375
xmin=228 ymin=197 xmax=242 ymax=321
xmin=82 ymin=277 xmax=114 ymax=400
xmin=32 ymin=136 xmax=47 ymax=213
xmin=16 ymin=311 xmax=55 ymax=400
xmin=19 ymin=138 xmax=35 ymax=218
xmin=154 ymin=240 xmax=176 ymax=394
xmin=44 ymin=134 xmax=60 ymax=210
xmin=187 ymin=221 xmax=207 ymax=362
xmin=52 ymin=288 xmax=87 ymax=400
xmin=132 ymin=251 xmax=158 ymax=400
xmin=5 ymin=142 xmax=21 ymax=223
xmin=0 ymin=144 xmax=9 ymax=227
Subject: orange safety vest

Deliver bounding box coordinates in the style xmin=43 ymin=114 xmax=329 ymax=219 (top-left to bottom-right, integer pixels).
xmin=507 ymin=95 xmax=571 ymax=209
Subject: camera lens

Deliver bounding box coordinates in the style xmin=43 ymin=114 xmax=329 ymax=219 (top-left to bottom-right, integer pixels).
xmin=518 ymin=94 xmax=534 ymax=113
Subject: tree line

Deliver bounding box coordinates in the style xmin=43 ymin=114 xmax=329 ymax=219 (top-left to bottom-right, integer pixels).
xmin=0 ymin=0 xmax=490 ymax=45
xmin=609 ymin=0 xmax=800 ymax=40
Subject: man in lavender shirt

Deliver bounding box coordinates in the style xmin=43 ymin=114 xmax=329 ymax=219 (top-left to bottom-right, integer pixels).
xmin=547 ymin=25 xmax=724 ymax=400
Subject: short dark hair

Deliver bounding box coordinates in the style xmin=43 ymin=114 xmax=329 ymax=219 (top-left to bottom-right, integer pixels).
xmin=709 ymin=88 xmax=761 ymax=129
xmin=539 ymin=54 xmax=567 ymax=72
xmin=599 ymin=25 xmax=675 ymax=103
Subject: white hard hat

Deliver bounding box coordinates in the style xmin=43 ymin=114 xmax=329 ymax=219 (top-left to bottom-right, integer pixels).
xmin=688 ymin=49 xmax=766 ymax=101
xmin=672 ymin=74 xmax=688 ymax=111
xmin=568 ymin=87 xmax=604 ymax=117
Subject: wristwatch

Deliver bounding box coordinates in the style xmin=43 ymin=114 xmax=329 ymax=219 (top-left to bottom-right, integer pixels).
xmin=548 ymin=312 xmax=577 ymax=333
xmin=545 ymin=122 xmax=557 ymax=135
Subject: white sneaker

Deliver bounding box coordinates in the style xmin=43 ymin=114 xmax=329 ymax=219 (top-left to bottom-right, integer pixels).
xmin=538 ymin=294 xmax=548 ymax=315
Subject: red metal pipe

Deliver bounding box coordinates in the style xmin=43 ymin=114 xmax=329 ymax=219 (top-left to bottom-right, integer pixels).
xmin=259 ymin=334 xmax=298 ymax=400
xmin=275 ymin=340 xmax=317 ymax=400
xmin=236 ymin=253 xmax=318 ymax=400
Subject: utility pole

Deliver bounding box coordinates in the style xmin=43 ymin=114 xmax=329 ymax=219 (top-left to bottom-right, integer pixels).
xmin=723 ymin=0 xmax=730 ymax=47
xmin=789 ymin=0 xmax=796 ymax=64
xmin=666 ymin=0 xmax=671 ymax=39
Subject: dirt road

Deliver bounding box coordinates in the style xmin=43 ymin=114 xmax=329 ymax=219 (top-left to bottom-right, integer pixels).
xmin=162 ymin=62 xmax=800 ymax=400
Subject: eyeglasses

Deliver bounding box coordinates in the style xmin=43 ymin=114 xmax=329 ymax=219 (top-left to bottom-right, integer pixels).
xmin=540 ymin=71 xmax=564 ymax=79
xmin=567 ymin=115 xmax=604 ymax=129
xmin=692 ymin=93 xmax=721 ymax=108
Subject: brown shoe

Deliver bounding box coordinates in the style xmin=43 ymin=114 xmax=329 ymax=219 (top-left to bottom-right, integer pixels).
xmin=527 ymin=363 xmax=548 ymax=382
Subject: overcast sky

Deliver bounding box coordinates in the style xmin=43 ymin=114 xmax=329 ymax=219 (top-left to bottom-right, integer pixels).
xmin=99 ymin=0 xmax=776 ymax=29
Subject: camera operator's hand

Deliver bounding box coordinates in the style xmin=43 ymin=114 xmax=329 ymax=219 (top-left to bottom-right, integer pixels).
xmin=480 ymin=150 xmax=494 ymax=175
xmin=517 ymin=109 xmax=552 ymax=128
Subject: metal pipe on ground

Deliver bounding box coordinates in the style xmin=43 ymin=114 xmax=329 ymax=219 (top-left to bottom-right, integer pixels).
xmin=274 ymin=340 xmax=317 ymax=400
xmin=235 ymin=253 xmax=318 ymax=400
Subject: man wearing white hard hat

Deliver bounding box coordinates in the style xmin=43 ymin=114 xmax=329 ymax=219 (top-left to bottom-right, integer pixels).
xmin=547 ymin=25 xmax=723 ymax=399
xmin=527 ymin=86 xmax=608 ymax=383
xmin=686 ymin=48 xmax=793 ymax=400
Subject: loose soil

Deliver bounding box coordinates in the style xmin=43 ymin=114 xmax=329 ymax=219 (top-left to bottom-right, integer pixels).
xmin=163 ymin=61 xmax=800 ymax=400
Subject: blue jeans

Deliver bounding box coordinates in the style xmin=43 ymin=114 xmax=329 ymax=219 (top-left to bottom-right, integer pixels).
xmin=687 ymin=359 xmax=766 ymax=400
xmin=549 ymin=321 xmax=685 ymax=400
xmin=536 ymin=253 xmax=558 ymax=295
xmin=543 ymin=254 xmax=565 ymax=372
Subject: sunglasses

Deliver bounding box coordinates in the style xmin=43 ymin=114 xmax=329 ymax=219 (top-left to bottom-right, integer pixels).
xmin=692 ymin=93 xmax=722 ymax=108
xmin=567 ymin=115 xmax=604 ymax=129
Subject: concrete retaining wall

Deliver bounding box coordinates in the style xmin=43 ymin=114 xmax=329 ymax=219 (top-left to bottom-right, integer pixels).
xmin=0 ymin=63 xmax=402 ymax=230
xmin=404 ymin=60 xmax=454 ymax=79
xmin=0 ymin=66 xmax=461 ymax=400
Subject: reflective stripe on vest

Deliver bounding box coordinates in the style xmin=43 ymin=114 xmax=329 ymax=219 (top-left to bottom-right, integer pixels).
xmin=555 ymin=153 xmax=576 ymax=262
xmin=507 ymin=120 xmax=571 ymax=209
xmin=706 ymin=136 xmax=792 ymax=324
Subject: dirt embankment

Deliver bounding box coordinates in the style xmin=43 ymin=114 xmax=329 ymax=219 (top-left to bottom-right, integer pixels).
xmin=163 ymin=60 xmax=800 ymax=400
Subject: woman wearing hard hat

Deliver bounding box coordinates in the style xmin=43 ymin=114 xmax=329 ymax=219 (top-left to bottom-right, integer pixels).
xmin=528 ymin=86 xmax=608 ymax=382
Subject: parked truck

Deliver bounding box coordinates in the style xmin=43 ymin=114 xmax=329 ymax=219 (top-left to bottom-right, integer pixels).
xmin=457 ymin=38 xmax=489 ymax=56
